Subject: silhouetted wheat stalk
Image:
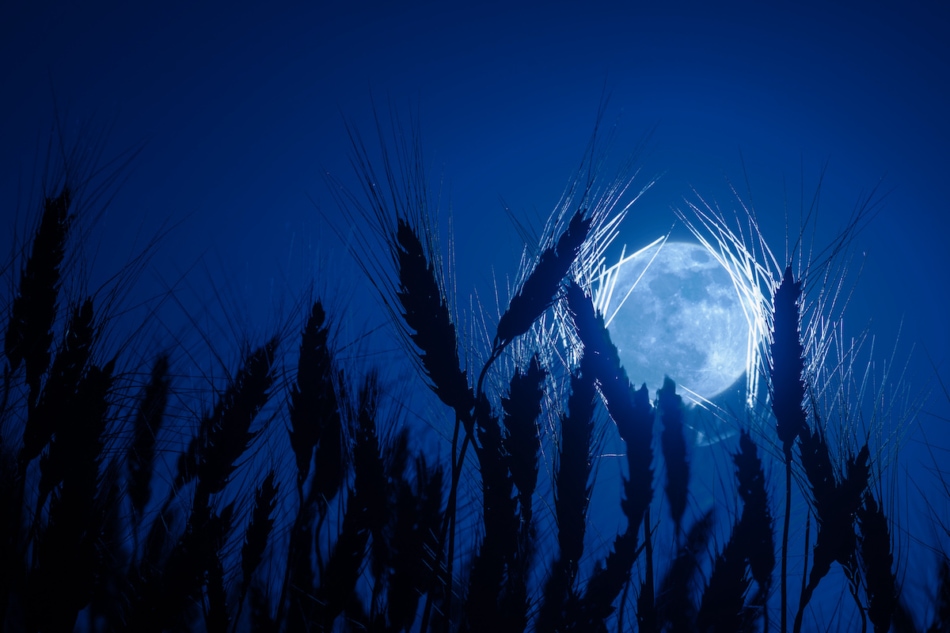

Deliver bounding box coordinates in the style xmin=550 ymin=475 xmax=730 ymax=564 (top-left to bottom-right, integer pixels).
xmin=769 ymin=265 xmax=808 ymax=633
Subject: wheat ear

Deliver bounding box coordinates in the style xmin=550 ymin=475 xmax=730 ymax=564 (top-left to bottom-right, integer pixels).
xmin=695 ymin=433 xmax=774 ymax=632
xmin=734 ymin=430 xmax=775 ymax=627
xmin=239 ymin=471 xmax=278 ymax=605
xmin=386 ymin=452 xmax=444 ymax=631
xmin=794 ymin=434 xmax=870 ymax=633
xmin=5 ymin=187 xmax=71 ymax=408
xmin=536 ymin=355 xmax=597 ymax=632
xmin=32 ymin=299 xmax=97 ymax=507
xmin=395 ymin=217 xmax=474 ymax=419
xmin=495 ymin=208 xmax=591 ymax=350
xmin=857 ymin=490 xmax=897 ymax=633
xmin=659 ymin=376 xmax=690 ymax=543
xmin=498 ymin=354 xmax=546 ymax=630
xmin=655 ymin=508 xmax=716 ymax=631
xmin=696 ymin=517 xmax=752 ymax=633
xmin=464 ymin=392 xmax=519 ymax=631
xmin=21 ymin=298 xmax=95 ymax=472
xmin=128 ymin=354 xmax=170 ymax=526
xmin=310 ymin=372 xmax=386 ymax=630
xmin=502 ymin=354 xmax=545 ymax=527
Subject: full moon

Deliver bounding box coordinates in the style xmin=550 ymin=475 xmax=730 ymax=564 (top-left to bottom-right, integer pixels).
xmin=599 ymin=241 xmax=750 ymax=404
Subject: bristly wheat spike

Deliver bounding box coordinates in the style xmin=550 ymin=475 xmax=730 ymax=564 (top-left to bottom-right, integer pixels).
xmin=794 ymin=437 xmax=871 ymax=633
xmin=695 ymin=431 xmax=777 ymax=633
xmin=241 ymin=470 xmax=278 ymax=599
xmin=386 ymin=453 xmax=444 ymax=631
xmin=289 ymin=302 xmax=346 ymax=510
xmin=562 ymin=278 xmax=657 ymax=629
xmin=21 ymin=298 xmax=95 ymax=467
xmin=501 ymin=354 xmax=545 ymax=526
xmin=536 ymin=357 xmax=597 ymax=633
xmin=35 ymin=299 xmax=99 ymax=501
xmin=464 ymin=391 xmax=520 ymax=630
xmin=857 ymin=491 xmax=897 ymax=633
xmin=555 ymin=356 xmax=597 ymax=575
xmin=288 ymin=301 xmax=330 ymax=490
xmin=128 ymin=354 xmax=170 ymax=523
xmin=194 ymin=338 xmax=277 ymax=502
xmin=655 ymin=509 xmax=716 ymax=631
xmin=395 ymin=218 xmax=474 ymax=419
xmin=696 ymin=516 xmax=753 ymax=633
xmin=495 ymin=208 xmax=591 ymax=348
xmin=771 ymin=266 xmax=807 ymax=457
xmin=734 ymin=431 xmax=775 ymax=610
xmin=659 ymin=376 xmax=689 ymax=540
xmin=5 ymin=187 xmax=71 ymax=406
xmin=312 ymin=372 xmax=386 ymax=629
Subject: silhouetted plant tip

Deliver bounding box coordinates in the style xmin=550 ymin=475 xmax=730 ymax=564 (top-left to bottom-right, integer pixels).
xmin=857 ymin=491 xmax=897 ymax=633
xmin=656 ymin=507 xmax=716 ymax=632
xmin=794 ymin=433 xmax=871 ymax=633
xmin=21 ymin=297 xmax=96 ymax=467
xmin=386 ymin=451 xmax=445 ymax=631
xmin=659 ymin=375 xmax=690 ymax=541
xmin=692 ymin=433 xmax=776 ymax=633
xmin=464 ymin=392 xmax=522 ymax=631
xmin=128 ymin=354 xmax=170 ymax=523
xmin=311 ymin=372 xmax=387 ymax=629
xmin=734 ymin=430 xmax=775 ymax=621
xmin=697 ymin=518 xmax=752 ymax=633
xmin=537 ymin=356 xmax=597 ymax=633
xmin=395 ymin=217 xmax=474 ymax=420
xmin=288 ymin=301 xmax=334 ymax=492
xmin=495 ymin=208 xmax=592 ymax=348
xmin=502 ymin=354 xmax=545 ymax=528
xmin=770 ymin=266 xmax=808 ymax=456
xmin=38 ymin=350 xmax=115 ymax=517
xmin=195 ymin=337 xmax=278 ymax=502
xmin=5 ymin=187 xmax=71 ymax=407
xmin=241 ymin=470 xmax=278 ymax=600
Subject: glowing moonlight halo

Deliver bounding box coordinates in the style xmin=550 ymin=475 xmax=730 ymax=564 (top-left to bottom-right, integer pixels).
xmin=595 ymin=240 xmax=750 ymax=404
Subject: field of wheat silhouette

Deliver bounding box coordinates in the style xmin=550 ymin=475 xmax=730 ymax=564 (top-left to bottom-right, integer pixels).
xmin=0 ymin=106 xmax=946 ymax=633
xmin=2 ymin=4 xmax=948 ymax=631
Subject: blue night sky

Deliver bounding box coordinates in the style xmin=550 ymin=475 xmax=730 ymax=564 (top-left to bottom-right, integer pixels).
xmin=3 ymin=0 xmax=950 ymax=627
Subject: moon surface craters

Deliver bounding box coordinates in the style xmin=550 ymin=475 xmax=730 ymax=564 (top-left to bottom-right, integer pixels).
xmin=603 ymin=242 xmax=750 ymax=403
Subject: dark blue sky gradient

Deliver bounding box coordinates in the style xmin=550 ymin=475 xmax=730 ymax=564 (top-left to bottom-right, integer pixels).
xmin=3 ymin=0 xmax=950 ymax=623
